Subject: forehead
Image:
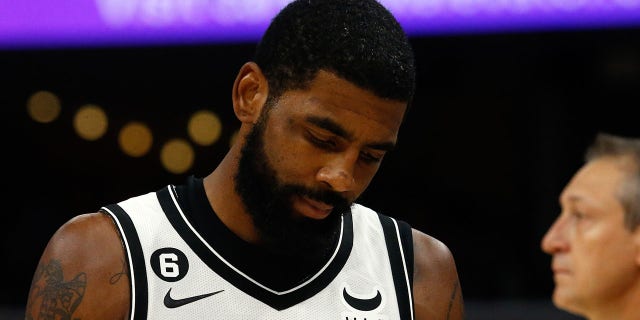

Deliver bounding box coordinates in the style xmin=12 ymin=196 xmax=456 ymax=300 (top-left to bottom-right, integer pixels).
xmin=273 ymin=70 xmax=408 ymax=138
xmin=561 ymin=157 xmax=628 ymax=208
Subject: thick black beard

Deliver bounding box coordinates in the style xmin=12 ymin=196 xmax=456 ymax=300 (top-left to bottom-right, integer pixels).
xmin=234 ymin=112 xmax=351 ymax=260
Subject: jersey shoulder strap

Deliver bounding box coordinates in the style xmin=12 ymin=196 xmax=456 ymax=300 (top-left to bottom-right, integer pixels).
xmin=377 ymin=214 xmax=415 ymax=320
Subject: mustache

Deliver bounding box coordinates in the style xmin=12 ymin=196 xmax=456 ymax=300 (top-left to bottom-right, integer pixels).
xmin=284 ymin=184 xmax=351 ymax=210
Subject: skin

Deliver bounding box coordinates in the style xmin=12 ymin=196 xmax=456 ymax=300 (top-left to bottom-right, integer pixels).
xmin=25 ymin=63 xmax=464 ymax=320
xmin=541 ymin=156 xmax=640 ymax=320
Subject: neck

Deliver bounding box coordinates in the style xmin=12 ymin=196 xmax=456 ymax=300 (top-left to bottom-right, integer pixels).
xmin=202 ymin=144 xmax=261 ymax=245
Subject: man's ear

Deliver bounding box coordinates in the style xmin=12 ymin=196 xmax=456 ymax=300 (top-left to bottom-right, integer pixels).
xmin=232 ymin=62 xmax=268 ymax=124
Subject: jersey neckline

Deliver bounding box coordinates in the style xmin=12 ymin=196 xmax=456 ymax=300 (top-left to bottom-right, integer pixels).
xmin=156 ymin=176 xmax=354 ymax=310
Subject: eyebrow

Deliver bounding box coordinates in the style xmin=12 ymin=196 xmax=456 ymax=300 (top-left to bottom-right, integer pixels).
xmin=305 ymin=115 xmax=397 ymax=152
xmin=560 ymin=193 xmax=592 ymax=208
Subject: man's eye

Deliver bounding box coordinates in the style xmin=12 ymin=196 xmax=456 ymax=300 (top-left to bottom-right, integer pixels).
xmin=360 ymin=152 xmax=382 ymax=164
xmin=572 ymin=211 xmax=585 ymax=220
xmin=308 ymin=133 xmax=336 ymax=149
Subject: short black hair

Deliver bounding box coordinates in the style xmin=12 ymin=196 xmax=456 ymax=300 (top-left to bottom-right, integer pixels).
xmin=254 ymin=0 xmax=415 ymax=104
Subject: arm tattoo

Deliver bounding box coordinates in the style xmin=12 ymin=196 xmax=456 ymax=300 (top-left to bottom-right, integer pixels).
xmin=446 ymin=280 xmax=461 ymax=320
xmin=26 ymin=260 xmax=86 ymax=320
xmin=109 ymin=258 xmax=127 ymax=285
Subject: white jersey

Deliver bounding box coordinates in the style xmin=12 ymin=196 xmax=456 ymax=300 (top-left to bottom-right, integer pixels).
xmin=102 ymin=177 xmax=415 ymax=319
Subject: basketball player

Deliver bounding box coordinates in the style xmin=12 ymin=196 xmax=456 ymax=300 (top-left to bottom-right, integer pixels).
xmin=542 ymin=132 xmax=640 ymax=320
xmin=25 ymin=0 xmax=464 ymax=319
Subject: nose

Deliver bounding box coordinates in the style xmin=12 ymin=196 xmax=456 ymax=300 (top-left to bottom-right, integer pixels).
xmin=541 ymin=215 xmax=569 ymax=254
xmin=316 ymin=156 xmax=356 ymax=192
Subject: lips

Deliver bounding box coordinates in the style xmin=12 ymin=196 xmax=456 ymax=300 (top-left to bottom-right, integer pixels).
xmin=552 ymin=265 xmax=569 ymax=272
xmin=551 ymin=262 xmax=571 ymax=276
xmin=295 ymin=195 xmax=333 ymax=219
xmin=552 ymin=268 xmax=570 ymax=276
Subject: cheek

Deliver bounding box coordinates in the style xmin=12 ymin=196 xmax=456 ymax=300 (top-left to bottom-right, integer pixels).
xmin=356 ymin=167 xmax=378 ymax=189
xmin=263 ymin=126 xmax=317 ymax=179
xmin=574 ymin=229 xmax=637 ymax=284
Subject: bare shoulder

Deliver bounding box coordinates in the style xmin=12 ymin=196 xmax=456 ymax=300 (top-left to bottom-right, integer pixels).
xmin=411 ymin=228 xmax=464 ymax=320
xmin=25 ymin=212 xmax=130 ymax=320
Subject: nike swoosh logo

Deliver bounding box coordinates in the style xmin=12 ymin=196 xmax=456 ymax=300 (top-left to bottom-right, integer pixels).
xmin=163 ymin=288 xmax=224 ymax=308
xmin=342 ymin=287 xmax=382 ymax=311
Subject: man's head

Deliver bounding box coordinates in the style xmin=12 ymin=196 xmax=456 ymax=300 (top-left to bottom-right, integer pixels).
xmin=230 ymin=0 xmax=414 ymax=257
xmin=541 ymin=132 xmax=640 ymax=319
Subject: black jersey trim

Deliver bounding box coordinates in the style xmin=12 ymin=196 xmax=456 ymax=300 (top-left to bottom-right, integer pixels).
xmin=378 ymin=214 xmax=415 ymax=320
xmin=101 ymin=204 xmax=149 ymax=320
xmin=397 ymin=220 xmax=414 ymax=294
xmin=157 ymin=186 xmax=354 ymax=310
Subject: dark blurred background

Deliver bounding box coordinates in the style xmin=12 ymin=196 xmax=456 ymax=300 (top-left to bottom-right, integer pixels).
xmin=3 ymin=1 xmax=640 ymax=319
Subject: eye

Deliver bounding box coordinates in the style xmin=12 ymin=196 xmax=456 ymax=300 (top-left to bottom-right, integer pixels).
xmin=359 ymin=151 xmax=382 ymax=164
xmin=306 ymin=130 xmax=336 ymax=149
xmin=571 ymin=211 xmax=585 ymax=220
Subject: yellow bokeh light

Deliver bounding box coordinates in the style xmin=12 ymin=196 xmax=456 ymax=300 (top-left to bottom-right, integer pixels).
xmin=188 ymin=110 xmax=222 ymax=146
xmin=119 ymin=121 xmax=153 ymax=157
xmin=160 ymin=138 xmax=195 ymax=174
xmin=73 ymin=104 xmax=108 ymax=141
xmin=27 ymin=90 xmax=61 ymax=123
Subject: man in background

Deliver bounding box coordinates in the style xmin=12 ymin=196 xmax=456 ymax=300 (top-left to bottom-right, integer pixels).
xmin=542 ymin=132 xmax=640 ymax=320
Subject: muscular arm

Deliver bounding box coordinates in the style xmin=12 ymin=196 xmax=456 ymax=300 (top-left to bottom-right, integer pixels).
xmin=412 ymin=229 xmax=464 ymax=320
xmin=25 ymin=212 xmax=130 ymax=320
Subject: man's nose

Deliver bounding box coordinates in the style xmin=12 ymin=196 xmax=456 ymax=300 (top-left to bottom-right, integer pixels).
xmin=316 ymin=156 xmax=356 ymax=192
xmin=541 ymin=215 xmax=569 ymax=254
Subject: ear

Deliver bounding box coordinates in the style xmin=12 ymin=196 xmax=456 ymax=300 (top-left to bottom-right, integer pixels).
xmin=232 ymin=62 xmax=268 ymax=124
